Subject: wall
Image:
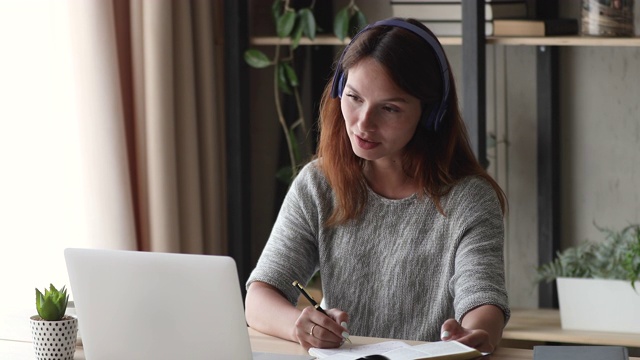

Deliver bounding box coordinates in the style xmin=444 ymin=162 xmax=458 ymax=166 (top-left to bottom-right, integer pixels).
xmin=248 ymin=1 xmax=640 ymax=309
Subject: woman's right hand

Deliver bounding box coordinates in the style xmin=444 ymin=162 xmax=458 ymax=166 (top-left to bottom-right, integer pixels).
xmin=295 ymin=307 xmax=350 ymax=350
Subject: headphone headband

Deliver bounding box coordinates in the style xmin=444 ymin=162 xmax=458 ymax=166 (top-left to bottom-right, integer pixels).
xmin=330 ymin=19 xmax=450 ymax=131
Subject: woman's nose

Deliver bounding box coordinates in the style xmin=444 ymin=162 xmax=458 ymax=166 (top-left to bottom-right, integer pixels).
xmin=356 ymin=107 xmax=376 ymax=132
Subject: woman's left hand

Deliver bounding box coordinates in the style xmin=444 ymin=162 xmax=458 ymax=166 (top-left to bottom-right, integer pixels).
xmin=439 ymin=305 xmax=505 ymax=353
xmin=439 ymin=318 xmax=494 ymax=353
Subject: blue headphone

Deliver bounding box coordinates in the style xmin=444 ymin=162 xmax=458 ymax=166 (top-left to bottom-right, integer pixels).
xmin=330 ymin=19 xmax=451 ymax=132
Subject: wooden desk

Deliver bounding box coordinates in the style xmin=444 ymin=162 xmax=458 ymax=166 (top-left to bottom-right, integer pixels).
xmin=249 ymin=327 xmax=536 ymax=359
xmin=2 ymin=327 xmax=639 ymax=359
xmin=503 ymin=308 xmax=640 ymax=348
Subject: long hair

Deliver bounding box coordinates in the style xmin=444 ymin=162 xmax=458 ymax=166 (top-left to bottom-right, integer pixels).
xmin=317 ymin=18 xmax=506 ymax=226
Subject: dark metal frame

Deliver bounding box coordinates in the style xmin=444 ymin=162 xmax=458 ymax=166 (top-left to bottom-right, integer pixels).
xmin=462 ymin=1 xmax=487 ymax=168
xmin=223 ymin=1 xmax=252 ymax=296
xmin=463 ymin=1 xmax=560 ymax=307
xmin=535 ymin=2 xmax=561 ymax=308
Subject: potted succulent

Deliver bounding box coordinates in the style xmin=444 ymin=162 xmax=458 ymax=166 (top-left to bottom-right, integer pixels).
xmin=536 ymin=223 xmax=640 ymax=333
xmin=29 ymin=284 xmax=78 ymax=360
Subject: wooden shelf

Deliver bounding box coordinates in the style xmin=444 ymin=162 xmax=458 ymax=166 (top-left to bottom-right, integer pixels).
xmin=249 ymin=35 xmax=463 ymax=46
xmin=251 ymin=35 xmax=640 ymax=47
xmin=504 ymin=308 xmax=640 ymax=348
xmin=250 ymin=35 xmax=350 ymax=46
xmin=487 ymin=36 xmax=640 ymax=47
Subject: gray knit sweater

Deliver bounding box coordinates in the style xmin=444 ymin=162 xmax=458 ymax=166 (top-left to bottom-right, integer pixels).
xmin=247 ymin=160 xmax=510 ymax=342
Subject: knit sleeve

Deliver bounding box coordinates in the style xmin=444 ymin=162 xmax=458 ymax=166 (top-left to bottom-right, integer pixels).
xmin=245 ymin=162 xmax=324 ymax=305
xmin=447 ymin=177 xmax=510 ymax=325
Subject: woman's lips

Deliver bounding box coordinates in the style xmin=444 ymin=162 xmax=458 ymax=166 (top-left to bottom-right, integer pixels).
xmin=356 ymin=135 xmax=380 ymax=150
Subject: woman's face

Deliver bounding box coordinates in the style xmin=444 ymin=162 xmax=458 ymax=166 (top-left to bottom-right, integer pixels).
xmin=341 ymin=57 xmax=422 ymax=164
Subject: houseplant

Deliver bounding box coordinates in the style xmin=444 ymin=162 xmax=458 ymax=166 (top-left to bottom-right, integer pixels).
xmin=244 ymin=0 xmax=366 ymax=184
xmin=536 ymin=223 xmax=640 ymax=333
xmin=29 ymin=284 xmax=78 ymax=360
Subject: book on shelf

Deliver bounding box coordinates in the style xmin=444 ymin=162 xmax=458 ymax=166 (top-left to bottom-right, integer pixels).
xmin=533 ymin=345 xmax=629 ymax=360
xmin=391 ymin=0 xmax=521 ymax=2
xmin=390 ymin=1 xmax=528 ymax=21
xmin=309 ymin=340 xmax=485 ymax=360
xmin=420 ymin=21 xmax=494 ymax=37
xmin=492 ymin=18 xmax=579 ymax=36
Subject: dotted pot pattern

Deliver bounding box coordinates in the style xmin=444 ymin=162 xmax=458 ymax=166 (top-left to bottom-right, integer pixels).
xmin=29 ymin=315 xmax=78 ymax=360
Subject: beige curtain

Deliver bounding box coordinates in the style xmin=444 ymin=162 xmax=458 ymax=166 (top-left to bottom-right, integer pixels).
xmin=69 ymin=0 xmax=227 ymax=255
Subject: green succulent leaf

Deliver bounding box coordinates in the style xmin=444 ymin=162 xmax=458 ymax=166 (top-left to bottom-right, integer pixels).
xmin=276 ymin=10 xmax=296 ymax=38
xmin=35 ymin=284 xmax=68 ymax=321
xmin=244 ymin=49 xmax=271 ymax=69
xmin=333 ymin=7 xmax=350 ymax=41
xmin=298 ymin=8 xmax=317 ymax=40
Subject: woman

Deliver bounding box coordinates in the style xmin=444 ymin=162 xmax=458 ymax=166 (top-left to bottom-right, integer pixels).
xmin=245 ymin=18 xmax=509 ymax=353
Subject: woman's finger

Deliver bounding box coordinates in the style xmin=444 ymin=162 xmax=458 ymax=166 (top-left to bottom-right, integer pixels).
xmin=453 ymin=329 xmax=494 ymax=353
xmin=440 ymin=318 xmax=465 ymax=340
xmin=295 ymin=307 xmax=344 ymax=349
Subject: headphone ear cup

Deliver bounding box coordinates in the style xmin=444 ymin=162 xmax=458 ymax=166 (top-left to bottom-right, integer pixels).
xmin=421 ymin=104 xmax=437 ymax=131
xmin=337 ymin=72 xmax=346 ymax=98
xmin=330 ymin=70 xmax=346 ymax=98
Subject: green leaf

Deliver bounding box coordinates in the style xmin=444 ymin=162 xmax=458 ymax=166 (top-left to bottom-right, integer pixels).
xmin=271 ymin=0 xmax=283 ymax=23
xmin=276 ymin=165 xmax=294 ymax=185
xmin=35 ymin=283 xmax=68 ymax=321
xmin=333 ymin=7 xmax=350 ymax=41
xmin=244 ymin=49 xmax=271 ymax=68
xmin=288 ymin=128 xmax=301 ymax=162
xmin=299 ymin=8 xmax=317 ymax=40
xmin=291 ymin=19 xmax=304 ymax=49
xmin=276 ymin=10 xmax=296 ymax=38
xmin=277 ymin=63 xmax=292 ymax=95
xmin=36 ymin=289 xmax=44 ymax=312
xmin=352 ymin=10 xmax=368 ymax=35
xmin=283 ymin=63 xmax=299 ymax=87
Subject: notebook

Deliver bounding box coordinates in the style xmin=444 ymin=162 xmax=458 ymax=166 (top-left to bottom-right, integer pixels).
xmin=64 ymin=248 xmax=254 ymax=360
xmin=533 ymin=345 xmax=629 ymax=360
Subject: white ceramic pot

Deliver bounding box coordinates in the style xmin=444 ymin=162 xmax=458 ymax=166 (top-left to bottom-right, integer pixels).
xmin=557 ymin=277 xmax=640 ymax=334
xmin=29 ymin=315 xmax=78 ymax=360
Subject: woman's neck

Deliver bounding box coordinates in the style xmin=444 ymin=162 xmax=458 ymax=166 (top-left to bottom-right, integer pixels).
xmin=363 ymin=160 xmax=419 ymax=199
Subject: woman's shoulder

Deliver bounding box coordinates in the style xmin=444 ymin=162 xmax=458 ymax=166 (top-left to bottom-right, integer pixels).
xmin=445 ymin=175 xmax=501 ymax=209
xmin=291 ymin=159 xmax=332 ymax=194
xmin=295 ymin=159 xmax=325 ymax=183
xmin=453 ymin=175 xmax=495 ymax=194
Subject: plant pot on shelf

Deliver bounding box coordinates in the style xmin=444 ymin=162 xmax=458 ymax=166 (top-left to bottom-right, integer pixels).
xmin=29 ymin=314 xmax=78 ymax=360
xmin=557 ymin=277 xmax=640 ymax=334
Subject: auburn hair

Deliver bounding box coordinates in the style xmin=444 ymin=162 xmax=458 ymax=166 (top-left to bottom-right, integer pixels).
xmin=316 ymin=18 xmax=506 ymax=226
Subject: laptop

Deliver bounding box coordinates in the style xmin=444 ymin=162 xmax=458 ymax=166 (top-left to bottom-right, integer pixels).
xmin=64 ymin=248 xmax=254 ymax=360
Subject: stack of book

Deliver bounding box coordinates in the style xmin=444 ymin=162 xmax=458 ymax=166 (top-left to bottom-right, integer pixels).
xmin=390 ymin=0 xmax=528 ymax=37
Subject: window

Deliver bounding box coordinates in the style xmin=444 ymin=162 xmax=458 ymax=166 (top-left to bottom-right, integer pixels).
xmin=0 ymin=0 xmax=88 ymax=340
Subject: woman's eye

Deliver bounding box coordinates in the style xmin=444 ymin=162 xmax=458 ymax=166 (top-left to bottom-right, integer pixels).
xmin=382 ymin=106 xmax=399 ymax=113
xmin=346 ymin=94 xmax=360 ymax=102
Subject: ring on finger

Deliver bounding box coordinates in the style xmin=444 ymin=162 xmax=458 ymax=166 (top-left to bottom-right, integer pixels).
xmin=309 ymin=323 xmax=317 ymax=337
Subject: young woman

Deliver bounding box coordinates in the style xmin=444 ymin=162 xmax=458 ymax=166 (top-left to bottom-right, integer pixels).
xmin=245 ymin=18 xmax=509 ymax=353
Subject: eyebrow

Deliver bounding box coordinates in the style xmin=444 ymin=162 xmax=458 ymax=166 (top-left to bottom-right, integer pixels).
xmin=344 ymin=84 xmax=409 ymax=103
